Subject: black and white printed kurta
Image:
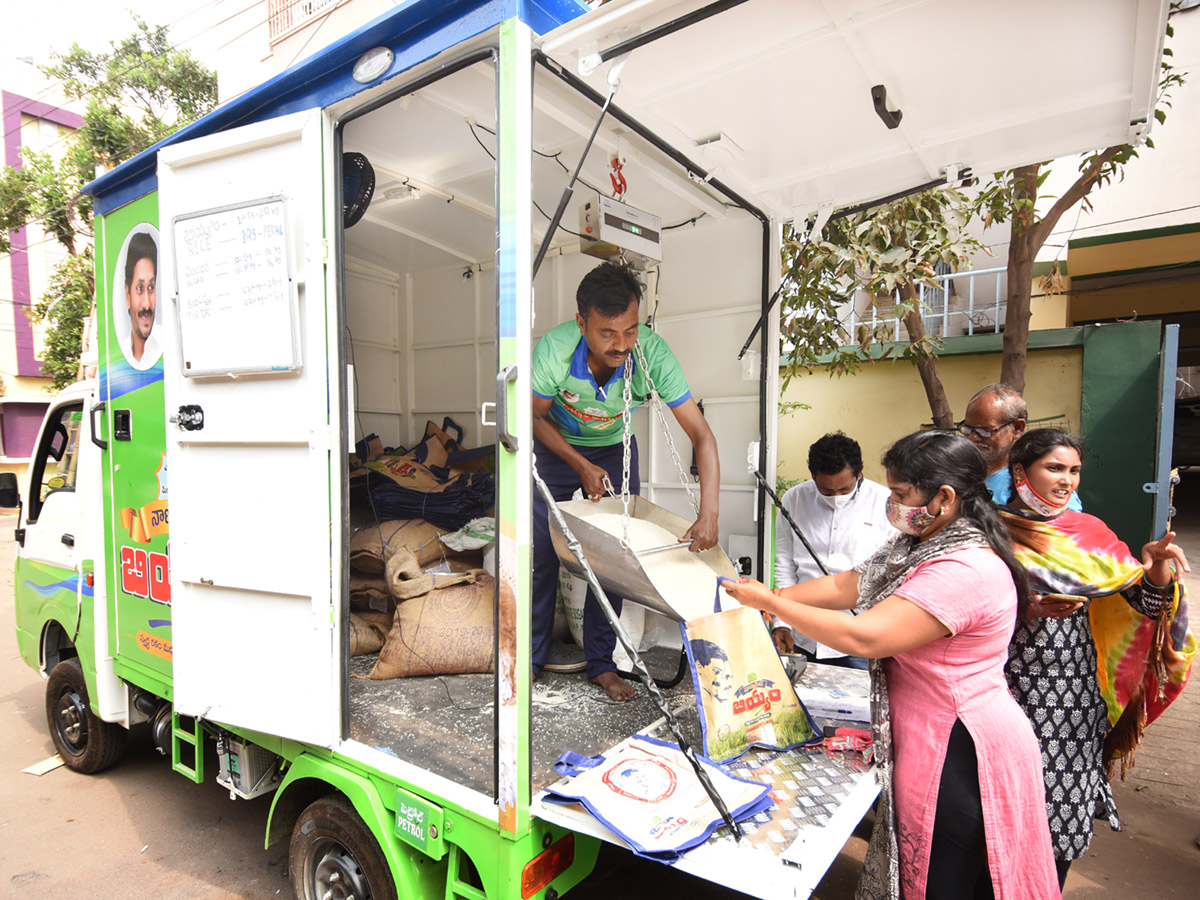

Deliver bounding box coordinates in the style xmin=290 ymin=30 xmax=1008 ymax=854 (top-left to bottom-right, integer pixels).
xmin=1005 ymin=586 xmax=1166 ymax=861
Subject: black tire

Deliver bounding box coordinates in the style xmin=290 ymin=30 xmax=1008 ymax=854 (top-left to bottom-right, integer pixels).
xmin=45 ymin=658 xmax=126 ymax=774
xmin=290 ymin=796 xmax=398 ymax=900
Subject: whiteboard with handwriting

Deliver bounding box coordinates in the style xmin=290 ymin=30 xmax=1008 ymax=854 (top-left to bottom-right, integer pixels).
xmin=172 ymin=196 xmax=302 ymax=376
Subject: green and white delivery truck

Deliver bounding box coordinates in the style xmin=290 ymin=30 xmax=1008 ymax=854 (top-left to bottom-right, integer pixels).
xmin=6 ymin=1 xmax=1172 ymax=897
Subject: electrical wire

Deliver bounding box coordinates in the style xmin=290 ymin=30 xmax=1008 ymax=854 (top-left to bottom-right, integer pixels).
xmin=1 ymin=0 xmax=220 ymax=146
xmin=281 ymin=0 xmax=338 ymax=70
xmin=469 ymin=120 xmax=609 ymax=198
xmin=2 ymin=0 xmax=341 ymax=196
xmin=467 ymin=121 xmax=718 ymax=242
xmin=981 ymin=202 xmax=1200 ymax=252
xmin=466 ymin=119 xmax=587 ymax=238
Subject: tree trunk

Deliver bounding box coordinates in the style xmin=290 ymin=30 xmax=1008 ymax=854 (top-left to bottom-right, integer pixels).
xmin=998 ymin=150 xmax=1121 ymax=393
xmin=900 ymin=284 xmax=954 ymax=428
xmin=1002 ymin=227 xmax=1035 ymax=394
xmin=999 ymin=165 xmax=1040 ymax=394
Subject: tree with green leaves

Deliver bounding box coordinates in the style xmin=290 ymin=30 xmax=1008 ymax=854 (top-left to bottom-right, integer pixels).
xmin=974 ymin=15 xmax=1184 ymax=394
xmin=779 ymin=186 xmax=983 ymax=428
xmin=0 ymin=16 xmax=217 ymax=389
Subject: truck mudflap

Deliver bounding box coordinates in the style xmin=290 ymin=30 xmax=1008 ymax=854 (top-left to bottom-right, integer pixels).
xmin=532 ymin=729 xmax=877 ymax=900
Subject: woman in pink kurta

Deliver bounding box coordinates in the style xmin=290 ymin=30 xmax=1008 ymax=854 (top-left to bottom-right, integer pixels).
xmin=887 ymin=549 xmax=1053 ymax=898
xmin=725 ymin=431 xmax=1058 ymax=899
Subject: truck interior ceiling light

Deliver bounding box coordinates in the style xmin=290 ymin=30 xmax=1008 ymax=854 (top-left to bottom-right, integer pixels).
xmin=352 ymin=46 xmax=393 ymax=84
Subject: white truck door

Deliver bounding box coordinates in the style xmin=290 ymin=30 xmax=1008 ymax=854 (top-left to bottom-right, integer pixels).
xmin=157 ymin=108 xmax=338 ymax=747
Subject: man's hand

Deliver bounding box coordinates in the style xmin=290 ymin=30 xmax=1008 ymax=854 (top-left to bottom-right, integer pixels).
xmin=669 ymin=397 xmax=720 ymax=550
xmin=680 ymin=511 xmax=719 ymax=552
xmin=772 ymin=627 xmax=795 ymax=654
xmin=578 ymin=462 xmax=612 ymax=502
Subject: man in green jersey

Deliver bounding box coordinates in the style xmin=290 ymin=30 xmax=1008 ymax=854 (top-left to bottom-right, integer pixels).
xmin=532 ymin=262 xmax=720 ymax=701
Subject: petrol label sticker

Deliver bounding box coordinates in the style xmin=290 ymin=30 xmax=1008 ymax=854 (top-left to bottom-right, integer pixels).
xmin=393 ymin=787 xmax=445 ymax=859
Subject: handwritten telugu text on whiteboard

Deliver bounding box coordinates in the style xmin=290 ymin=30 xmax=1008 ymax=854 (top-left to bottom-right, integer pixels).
xmin=172 ymin=196 xmax=302 ymax=376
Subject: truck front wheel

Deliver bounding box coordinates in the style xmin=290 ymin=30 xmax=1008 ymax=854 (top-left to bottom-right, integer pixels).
xmin=290 ymin=796 xmax=398 ymax=900
xmin=45 ymin=658 xmax=126 ymax=773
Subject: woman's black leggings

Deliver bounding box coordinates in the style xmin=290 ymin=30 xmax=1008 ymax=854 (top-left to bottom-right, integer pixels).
xmin=925 ymin=719 xmax=995 ymax=900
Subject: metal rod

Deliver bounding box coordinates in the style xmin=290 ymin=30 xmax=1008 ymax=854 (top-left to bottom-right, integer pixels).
xmin=829 ymin=169 xmax=971 ymax=222
xmin=531 ymin=88 xmax=616 ymax=279
xmin=535 ymin=53 xmax=767 ymax=223
xmin=751 ymin=469 xmax=830 ymax=577
xmin=595 ymin=0 xmax=752 ymax=65
xmin=634 ymin=541 xmax=692 ymax=557
xmin=736 ymin=283 xmax=783 ymax=361
xmin=532 ymin=455 xmax=743 ymax=840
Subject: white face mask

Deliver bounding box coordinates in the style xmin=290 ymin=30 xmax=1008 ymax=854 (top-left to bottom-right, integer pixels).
xmin=817 ymin=476 xmax=861 ymax=510
xmin=819 ymin=490 xmax=853 ymax=510
xmin=1014 ymin=473 xmax=1068 ymax=518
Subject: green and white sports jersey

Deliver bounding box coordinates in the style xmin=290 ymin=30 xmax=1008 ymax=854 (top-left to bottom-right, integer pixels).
xmin=531 ymin=321 xmax=691 ymax=447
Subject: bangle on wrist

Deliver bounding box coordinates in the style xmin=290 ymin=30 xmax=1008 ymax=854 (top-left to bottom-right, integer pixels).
xmin=1145 ymin=564 xmax=1176 ymax=591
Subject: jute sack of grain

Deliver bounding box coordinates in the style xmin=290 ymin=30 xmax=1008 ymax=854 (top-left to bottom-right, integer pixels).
xmin=348 ymin=611 xmax=393 ymax=657
xmin=350 ymin=572 xmax=392 ymax=611
xmin=368 ymin=573 xmax=495 ymax=678
xmin=349 ymin=519 xmax=449 ymax=573
xmin=384 ymin=547 xmax=480 ymax=600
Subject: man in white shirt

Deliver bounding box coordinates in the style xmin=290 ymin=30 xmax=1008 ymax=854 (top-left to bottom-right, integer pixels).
xmin=772 ymin=432 xmax=896 ymax=668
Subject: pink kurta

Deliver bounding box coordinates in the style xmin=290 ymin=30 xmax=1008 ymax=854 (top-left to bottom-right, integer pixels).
xmin=887 ymin=548 xmax=1057 ymax=899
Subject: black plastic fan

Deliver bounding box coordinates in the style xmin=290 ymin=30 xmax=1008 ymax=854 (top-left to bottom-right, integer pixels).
xmin=342 ymin=152 xmax=375 ymax=228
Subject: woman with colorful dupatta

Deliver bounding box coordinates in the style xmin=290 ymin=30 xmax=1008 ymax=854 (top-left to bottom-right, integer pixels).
xmin=725 ymin=432 xmax=1058 ymax=900
xmin=1001 ymin=428 xmax=1195 ymax=890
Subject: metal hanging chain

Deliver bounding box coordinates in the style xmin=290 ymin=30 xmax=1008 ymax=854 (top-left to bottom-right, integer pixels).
xmin=531 ymin=451 xmax=743 ymax=841
xmin=618 ymin=353 xmax=635 ymax=548
xmin=633 ymin=340 xmax=700 ymax=515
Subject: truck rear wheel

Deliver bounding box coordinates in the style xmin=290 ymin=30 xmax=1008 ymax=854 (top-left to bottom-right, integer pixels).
xmin=45 ymin=658 xmax=126 ymax=773
xmin=290 ymin=796 xmax=397 ymax=900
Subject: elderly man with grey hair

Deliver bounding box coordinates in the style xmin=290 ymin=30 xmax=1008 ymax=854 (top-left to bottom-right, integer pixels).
xmin=960 ymin=383 xmax=1081 ymax=510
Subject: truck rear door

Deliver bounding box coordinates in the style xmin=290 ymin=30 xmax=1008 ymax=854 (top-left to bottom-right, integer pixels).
xmin=530 ymin=1 xmax=1170 ymax=895
xmin=156 ymin=108 xmax=339 ymax=747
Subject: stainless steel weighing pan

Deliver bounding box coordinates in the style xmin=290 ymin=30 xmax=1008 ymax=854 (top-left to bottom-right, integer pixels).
xmin=549 ymin=496 xmax=737 ymax=622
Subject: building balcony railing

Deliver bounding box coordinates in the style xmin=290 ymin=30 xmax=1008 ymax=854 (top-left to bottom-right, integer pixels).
xmin=842 ymin=266 xmax=1009 ymax=342
xmin=268 ymin=0 xmax=340 ymax=42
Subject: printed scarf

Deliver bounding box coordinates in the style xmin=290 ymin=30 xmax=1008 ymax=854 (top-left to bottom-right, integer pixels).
xmin=1001 ymin=507 xmax=1196 ymax=775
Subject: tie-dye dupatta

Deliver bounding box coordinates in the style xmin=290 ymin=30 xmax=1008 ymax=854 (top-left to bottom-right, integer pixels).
xmin=1001 ymin=508 xmax=1196 ymax=763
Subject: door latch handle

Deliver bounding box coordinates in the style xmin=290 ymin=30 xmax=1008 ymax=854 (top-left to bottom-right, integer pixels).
xmin=495 ymin=365 xmax=518 ymax=452
xmin=90 ymin=400 xmax=107 ymax=451
xmin=170 ymin=404 xmax=205 ymax=431
xmin=61 ymin=533 xmax=75 ymax=548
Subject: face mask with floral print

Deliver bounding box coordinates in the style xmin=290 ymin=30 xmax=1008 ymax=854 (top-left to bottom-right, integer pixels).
xmin=885 ymin=495 xmax=936 ymax=536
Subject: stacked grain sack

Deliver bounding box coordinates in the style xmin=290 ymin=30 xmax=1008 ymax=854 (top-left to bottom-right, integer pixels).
xmin=346 ymin=419 xmax=497 ymax=677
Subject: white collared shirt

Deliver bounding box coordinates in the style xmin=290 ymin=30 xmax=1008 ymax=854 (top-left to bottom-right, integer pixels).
xmin=774 ymin=477 xmax=896 ymax=657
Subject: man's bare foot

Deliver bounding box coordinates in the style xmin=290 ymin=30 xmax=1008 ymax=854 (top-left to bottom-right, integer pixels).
xmin=591 ymin=671 xmax=636 ymax=702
